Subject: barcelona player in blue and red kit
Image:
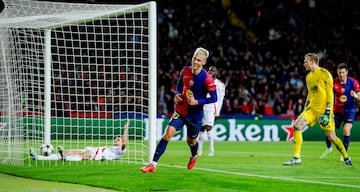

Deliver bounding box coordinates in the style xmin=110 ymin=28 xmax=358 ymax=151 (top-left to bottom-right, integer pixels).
xmin=320 ymin=63 xmax=360 ymax=160
xmin=141 ymin=47 xmax=217 ymax=173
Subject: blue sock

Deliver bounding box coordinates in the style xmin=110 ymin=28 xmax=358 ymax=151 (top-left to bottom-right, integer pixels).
xmin=190 ymin=142 xmax=198 ymax=157
xmin=343 ymin=136 xmax=350 ymax=151
xmin=153 ymin=138 xmax=168 ymax=162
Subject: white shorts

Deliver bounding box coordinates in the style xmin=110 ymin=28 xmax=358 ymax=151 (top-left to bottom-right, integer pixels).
xmin=84 ymin=147 xmax=116 ymax=160
xmin=85 ymin=146 xmax=125 ymax=160
xmin=202 ymin=103 xmax=216 ymax=127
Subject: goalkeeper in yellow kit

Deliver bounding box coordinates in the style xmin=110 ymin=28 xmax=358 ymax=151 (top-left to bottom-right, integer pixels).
xmin=283 ymin=53 xmax=352 ymax=167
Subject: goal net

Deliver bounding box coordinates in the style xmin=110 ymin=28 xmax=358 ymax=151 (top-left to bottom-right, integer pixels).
xmin=0 ymin=0 xmax=157 ymax=166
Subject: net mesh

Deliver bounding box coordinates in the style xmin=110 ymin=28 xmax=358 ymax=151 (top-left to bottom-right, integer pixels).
xmin=0 ymin=0 xmax=155 ymax=166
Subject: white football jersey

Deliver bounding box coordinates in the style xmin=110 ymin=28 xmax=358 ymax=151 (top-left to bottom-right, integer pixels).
xmin=85 ymin=146 xmax=126 ymax=160
xmin=203 ymin=78 xmax=226 ymax=126
xmin=203 ymin=78 xmax=225 ymax=116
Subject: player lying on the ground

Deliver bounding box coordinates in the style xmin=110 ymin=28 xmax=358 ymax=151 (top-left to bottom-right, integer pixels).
xmin=30 ymin=119 xmax=129 ymax=161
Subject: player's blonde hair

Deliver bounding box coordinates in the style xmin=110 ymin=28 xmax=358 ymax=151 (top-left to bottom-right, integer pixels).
xmin=304 ymin=53 xmax=319 ymax=65
xmin=193 ymin=47 xmax=209 ymax=59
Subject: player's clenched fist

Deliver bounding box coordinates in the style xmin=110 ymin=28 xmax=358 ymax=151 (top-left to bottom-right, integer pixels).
xmin=175 ymin=94 xmax=183 ymax=104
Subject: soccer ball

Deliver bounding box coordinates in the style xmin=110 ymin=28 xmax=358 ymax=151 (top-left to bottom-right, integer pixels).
xmin=40 ymin=143 xmax=54 ymax=156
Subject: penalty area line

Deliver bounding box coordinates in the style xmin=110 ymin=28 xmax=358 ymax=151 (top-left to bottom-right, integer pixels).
xmin=161 ymin=164 xmax=360 ymax=189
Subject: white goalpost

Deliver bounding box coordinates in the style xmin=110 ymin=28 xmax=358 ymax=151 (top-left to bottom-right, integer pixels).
xmin=0 ymin=0 xmax=157 ymax=166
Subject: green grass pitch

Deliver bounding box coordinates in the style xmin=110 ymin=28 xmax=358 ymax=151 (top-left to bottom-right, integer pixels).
xmin=0 ymin=141 xmax=359 ymax=192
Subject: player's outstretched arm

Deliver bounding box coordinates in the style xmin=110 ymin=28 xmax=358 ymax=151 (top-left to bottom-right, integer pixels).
xmin=121 ymin=119 xmax=130 ymax=150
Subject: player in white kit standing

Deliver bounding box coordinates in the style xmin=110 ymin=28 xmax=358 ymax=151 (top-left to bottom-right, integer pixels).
xmin=198 ymin=66 xmax=225 ymax=156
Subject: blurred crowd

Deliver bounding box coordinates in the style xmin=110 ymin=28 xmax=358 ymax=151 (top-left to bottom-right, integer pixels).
xmin=42 ymin=0 xmax=360 ymax=118
xmin=155 ymin=0 xmax=360 ymax=118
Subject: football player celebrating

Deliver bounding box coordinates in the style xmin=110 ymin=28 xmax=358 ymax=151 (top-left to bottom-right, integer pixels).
xmin=140 ymin=47 xmax=217 ymax=173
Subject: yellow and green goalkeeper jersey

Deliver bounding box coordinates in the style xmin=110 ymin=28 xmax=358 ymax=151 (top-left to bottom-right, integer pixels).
xmin=305 ymin=67 xmax=334 ymax=113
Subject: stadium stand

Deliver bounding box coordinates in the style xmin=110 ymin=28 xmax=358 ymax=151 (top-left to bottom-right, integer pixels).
xmin=41 ymin=0 xmax=360 ymax=119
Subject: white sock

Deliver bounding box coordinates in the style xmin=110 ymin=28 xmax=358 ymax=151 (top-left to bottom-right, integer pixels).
xmin=65 ymin=155 xmax=83 ymax=161
xmin=152 ymin=161 xmax=157 ymax=167
xmin=37 ymin=154 xmax=61 ymax=160
xmin=198 ymin=131 xmax=205 ymax=154
xmin=208 ymin=130 xmax=214 ymax=154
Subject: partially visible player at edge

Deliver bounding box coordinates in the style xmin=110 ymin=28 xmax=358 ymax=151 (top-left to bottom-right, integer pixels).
xmin=283 ymin=53 xmax=352 ymax=167
xmin=320 ymin=63 xmax=360 ymax=160
xmin=141 ymin=47 xmax=217 ymax=173
xmin=198 ymin=66 xmax=225 ymax=156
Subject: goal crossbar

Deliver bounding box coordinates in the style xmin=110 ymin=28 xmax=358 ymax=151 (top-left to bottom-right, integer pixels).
xmin=1 ymin=2 xmax=152 ymax=29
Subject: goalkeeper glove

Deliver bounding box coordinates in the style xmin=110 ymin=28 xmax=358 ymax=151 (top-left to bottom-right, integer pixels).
xmin=319 ymin=109 xmax=330 ymax=126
